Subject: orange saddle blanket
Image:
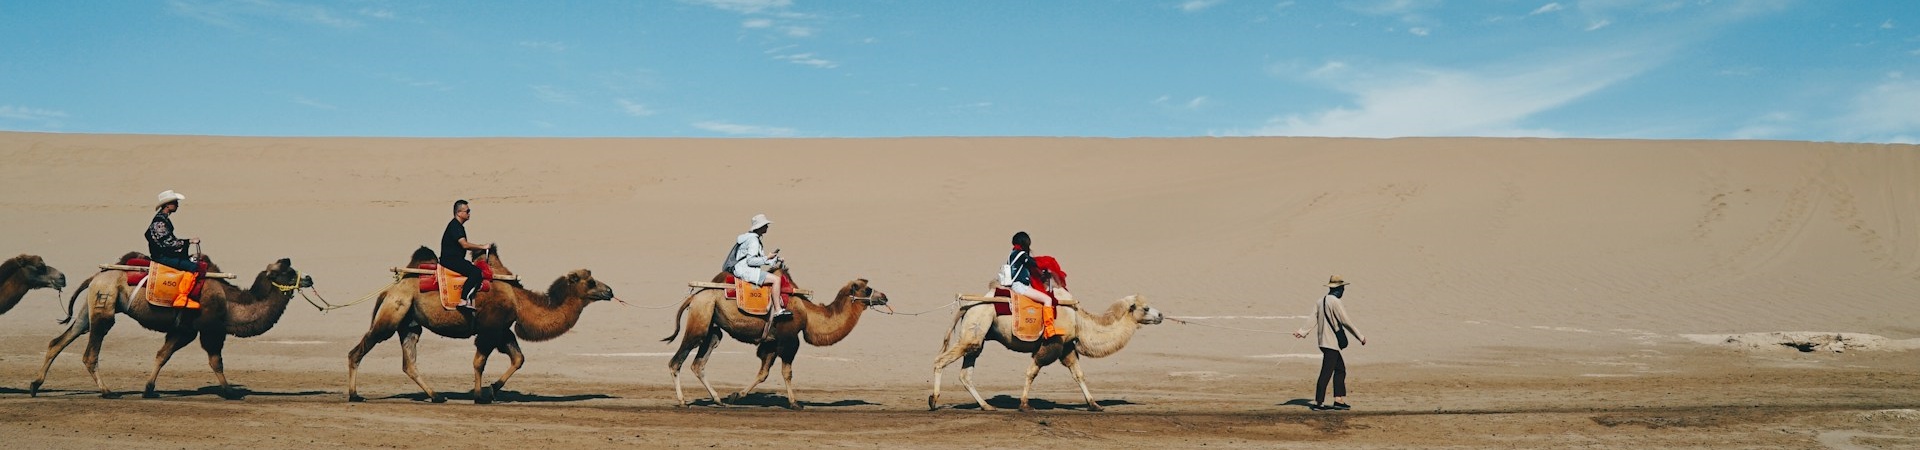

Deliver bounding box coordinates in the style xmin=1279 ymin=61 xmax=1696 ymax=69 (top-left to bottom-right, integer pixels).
xmin=138 ymin=261 xmax=207 ymax=308
xmin=720 ymin=273 xmax=794 ymax=316
xmin=416 ymin=263 xmax=493 ymax=310
xmin=993 ymin=288 xmax=1059 ymax=341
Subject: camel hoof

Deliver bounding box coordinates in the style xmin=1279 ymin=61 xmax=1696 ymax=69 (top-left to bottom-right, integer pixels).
xmin=1087 ymin=404 xmax=1105 ymax=412
xmin=1018 ymin=404 xmax=1035 ymax=413
xmin=429 ymin=394 xmax=446 ymax=404
xmin=928 ymin=396 xmax=938 ymax=411
xmin=28 ymin=380 xmax=42 ymax=397
xmin=347 ymin=394 xmax=365 ymax=403
xmin=787 ymin=402 xmax=805 ymax=411
xmin=725 ymin=392 xmax=744 ymax=403
xmin=141 ymin=391 xmax=160 ymax=399
xmin=481 ymin=386 xmax=497 ymax=403
xmin=981 ymin=405 xmax=998 ymax=412
xmin=474 ymin=389 xmax=493 ymax=405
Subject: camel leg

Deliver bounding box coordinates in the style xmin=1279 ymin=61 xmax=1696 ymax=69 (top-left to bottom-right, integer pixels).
xmin=199 ymin=330 xmax=235 ymax=399
xmin=667 ymin=331 xmax=700 ymax=408
xmin=142 ymin=329 xmax=198 ymax=399
xmin=490 ymin=333 xmax=524 ymax=393
xmin=82 ymin=315 xmax=118 ymax=397
xmin=928 ymin=340 xmax=977 ymax=410
xmin=398 ymin=324 xmax=441 ymax=403
xmin=776 ymin=341 xmax=802 ymax=410
xmin=959 ymin=352 xmax=993 ymax=411
xmin=31 ymin=316 xmax=91 ymax=397
xmin=689 ymin=330 xmax=726 ymax=407
xmin=727 ymin=342 xmax=779 ymax=404
xmin=1016 ymin=358 xmax=1043 ymax=412
xmin=471 ymin=333 xmax=499 ymax=404
xmin=345 ymin=323 xmax=399 ymax=402
xmin=1060 ymin=350 xmax=1101 ymax=412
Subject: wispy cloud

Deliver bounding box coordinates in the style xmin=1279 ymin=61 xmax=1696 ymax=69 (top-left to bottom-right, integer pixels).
xmin=1247 ymin=48 xmax=1660 ymax=138
xmin=291 ymin=95 xmax=337 ymax=110
xmin=694 ymin=121 xmax=796 ymax=136
xmin=1530 ymin=2 xmax=1563 ymax=16
xmin=1180 ymin=0 xmax=1225 ymax=13
xmin=1585 ymin=19 xmax=1611 ymax=31
xmin=1728 ymin=112 xmax=1795 ymax=140
xmin=388 ymin=74 xmax=452 ymax=91
xmin=0 ymin=105 xmax=70 ymax=128
xmin=532 ymin=85 xmax=578 ymax=104
xmin=782 ymin=26 xmax=815 ymax=37
xmin=743 ymin=18 xmax=773 ymax=28
xmin=169 ymin=0 xmax=363 ymax=29
xmin=518 ymin=41 xmax=568 ymax=52
xmin=1883 ymin=19 xmax=1895 ymax=30
xmin=357 ymin=7 xmax=394 ymax=20
xmin=682 ymin=0 xmax=793 ymax=14
xmin=774 ymin=52 xmax=837 ymax=69
xmin=1409 ymin=27 xmax=1430 ymax=36
xmin=1839 ymin=78 xmax=1920 ymax=143
xmin=1154 ymin=95 xmax=1209 ymax=110
xmin=616 ymin=99 xmax=657 ymax=117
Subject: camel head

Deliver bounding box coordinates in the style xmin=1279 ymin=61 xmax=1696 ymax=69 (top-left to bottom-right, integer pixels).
xmin=262 ymin=258 xmax=315 ymax=291
xmin=1119 ymin=295 xmax=1163 ymax=325
xmin=549 ymin=269 xmax=615 ymax=303
xmin=838 ymin=278 xmax=890 ymax=309
xmin=6 ymin=254 xmax=65 ymax=291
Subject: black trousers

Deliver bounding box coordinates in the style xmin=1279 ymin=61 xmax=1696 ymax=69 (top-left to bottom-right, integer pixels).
xmin=439 ymin=258 xmax=483 ymax=301
xmin=1315 ymin=347 xmax=1347 ymax=404
xmin=151 ymin=255 xmax=196 ymax=272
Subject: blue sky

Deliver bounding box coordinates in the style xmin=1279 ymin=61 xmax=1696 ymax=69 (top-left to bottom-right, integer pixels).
xmin=1 ymin=0 xmax=1915 ymax=142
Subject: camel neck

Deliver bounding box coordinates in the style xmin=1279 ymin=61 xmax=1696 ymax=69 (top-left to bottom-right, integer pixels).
xmin=511 ymin=282 xmax=589 ymax=342
xmin=795 ymin=287 xmax=867 ymax=346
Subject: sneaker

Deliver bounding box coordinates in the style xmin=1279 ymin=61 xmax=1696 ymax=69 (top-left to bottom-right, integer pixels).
xmin=1309 ymin=403 xmax=1335 ymax=411
xmin=774 ymin=309 xmax=792 ymax=317
xmin=1331 ymin=402 xmax=1352 ymax=410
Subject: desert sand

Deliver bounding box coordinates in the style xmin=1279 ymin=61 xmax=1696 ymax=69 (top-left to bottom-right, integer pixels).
xmin=1 ymin=132 xmax=1917 ymax=449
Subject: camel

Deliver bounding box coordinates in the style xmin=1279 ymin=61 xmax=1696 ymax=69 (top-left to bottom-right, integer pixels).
xmin=346 ymin=246 xmax=615 ymax=404
xmin=0 ymin=254 xmax=67 ymax=316
xmin=31 ymin=253 xmax=313 ymax=399
xmin=662 ymin=264 xmax=889 ymax=409
xmin=928 ymin=291 xmax=1163 ymax=412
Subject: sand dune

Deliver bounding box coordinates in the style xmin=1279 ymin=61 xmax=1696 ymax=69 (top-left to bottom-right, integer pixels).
xmin=2 ymin=132 xmax=1917 ymax=448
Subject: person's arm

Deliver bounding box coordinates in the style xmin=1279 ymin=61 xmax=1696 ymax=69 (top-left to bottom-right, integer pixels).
xmin=149 ymin=219 xmax=190 ymax=252
xmin=459 ymin=237 xmax=491 ymax=251
xmin=1330 ymin=297 xmax=1365 ymax=345
xmin=1293 ymin=297 xmax=1317 ymax=338
xmin=740 ymin=236 xmax=773 ymax=267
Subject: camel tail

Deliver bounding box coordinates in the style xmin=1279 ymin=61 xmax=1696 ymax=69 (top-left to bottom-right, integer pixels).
xmin=659 ymin=293 xmax=696 ymax=343
xmin=938 ymin=304 xmax=970 ymax=352
xmin=57 ymin=281 xmax=85 ymax=325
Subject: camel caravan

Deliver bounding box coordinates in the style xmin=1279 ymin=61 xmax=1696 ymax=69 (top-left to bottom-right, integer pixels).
xmin=11 ymin=195 xmax=1167 ymax=413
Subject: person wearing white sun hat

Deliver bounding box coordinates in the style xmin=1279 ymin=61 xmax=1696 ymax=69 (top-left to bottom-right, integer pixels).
xmin=727 ymin=214 xmax=787 ymax=341
xmin=146 ymin=190 xmax=201 ymax=308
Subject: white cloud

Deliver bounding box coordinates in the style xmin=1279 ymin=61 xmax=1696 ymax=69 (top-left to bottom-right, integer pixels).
xmin=1346 ymin=0 xmax=1439 ymax=16
xmin=1409 ymin=27 xmax=1430 ymax=36
xmin=1728 ymin=112 xmax=1794 ymax=140
xmin=1188 ymin=96 xmax=1210 ymax=109
xmin=694 ymin=121 xmax=796 ymax=136
xmin=682 ymin=0 xmax=792 ymax=14
xmin=518 ymin=41 xmax=568 ymax=52
xmin=357 ymin=8 xmax=394 ymax=20
xmin=1308 ymin=61 xmax=1349 ymax=77
xmin=782 ymin=26 xmax=814 ymax=37
xmin=1153 ymin=96 xmax=1210 ymax=110
xmin=617 ymin=99 xmax=656 ymax=117
xmin=1883 ymin=19 xmax=1896 ymax=30
xmin=532 ymin=85 xmax=578 ymax=104
xmin=291 ymin=96 xmax=337 ymax=110
xmin=169 ymin=0 xmax=362 ymax=28
xmin=775 ymin=52 xmax=837 ymax=69
xmin=1181 ymin=0 xmax=1225 ymax=13
xmin=1840 ymin=79 xmax=1920 ymax=142
xmin=1530 ymin=3 xmax=1563 ymax=15
xmin=1585 ymin=19 xmax=1611 ymax=31
xmin=0 ymin=105 xmax=70 ymax=128
xmin=1246 ymin=48 xmax=1658 ymax=138
xmin=743 ymin=18 xmax=773 ymax=28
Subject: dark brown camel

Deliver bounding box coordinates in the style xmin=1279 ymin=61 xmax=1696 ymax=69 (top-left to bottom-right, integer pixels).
xmin=0 ymin=254 xmax=67 ymax=316
xmin=31 ymin=253 xmax=313 ymax=399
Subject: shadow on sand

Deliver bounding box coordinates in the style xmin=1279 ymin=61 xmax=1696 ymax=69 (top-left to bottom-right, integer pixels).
xmin=946 ymin=395 xmax=1139 ymax=411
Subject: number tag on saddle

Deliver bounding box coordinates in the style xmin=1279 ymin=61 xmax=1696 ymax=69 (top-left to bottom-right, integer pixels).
xmin=735 ymin=280 xmax=772 ymax=315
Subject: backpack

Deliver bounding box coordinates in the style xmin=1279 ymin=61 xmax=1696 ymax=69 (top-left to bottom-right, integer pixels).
xmin=721 ymin=240 xmax=745 ymax=272
xmin=997 ymin=250 xmax=1027 ymax=288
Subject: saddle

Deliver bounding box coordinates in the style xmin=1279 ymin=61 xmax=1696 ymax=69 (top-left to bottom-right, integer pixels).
xmin=121 ymin=258 xmax=209 ymax=308
xmin=719 ymin=272 xmax=794 ymax=316
xmin=991 ymin=287 xmax=1065 ymax=341
xmin=415 ymin=262 xmax=493 ymax=310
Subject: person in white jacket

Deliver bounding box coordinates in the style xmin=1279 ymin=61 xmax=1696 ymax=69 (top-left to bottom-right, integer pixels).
xmin=1294 ymin=275 xmax=1367 ymax=411
xmin=732 ymin=214 xmax=786 ymax=341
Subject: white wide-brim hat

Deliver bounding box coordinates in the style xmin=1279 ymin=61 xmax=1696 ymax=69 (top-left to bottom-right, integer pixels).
xmin=156 ymin=190 xmax=186 ymax=208
xmin=749 ymin=214 xmax=772 ymax=231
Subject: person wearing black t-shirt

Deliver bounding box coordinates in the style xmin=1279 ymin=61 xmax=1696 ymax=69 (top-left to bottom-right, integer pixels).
xmin=441 ymin=200 xmax=492 ymax=309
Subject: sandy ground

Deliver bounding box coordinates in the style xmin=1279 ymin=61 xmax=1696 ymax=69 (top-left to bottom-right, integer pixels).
xmin=2 ymin=132 xmax=1918 ymax=448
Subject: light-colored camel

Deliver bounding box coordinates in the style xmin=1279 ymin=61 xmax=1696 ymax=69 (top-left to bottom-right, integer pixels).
xmin=31 ymin=253 xmax=313 ymax=399
xmin=0 ymin=254 xmax=67 ymax=316
xmin=662 ymin=265 xmax=889 ymax=409
xmin=346 ymin=246 xmax=615 ymax=404
xmin=928 ymin=293 xmax=1163 ymax=412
